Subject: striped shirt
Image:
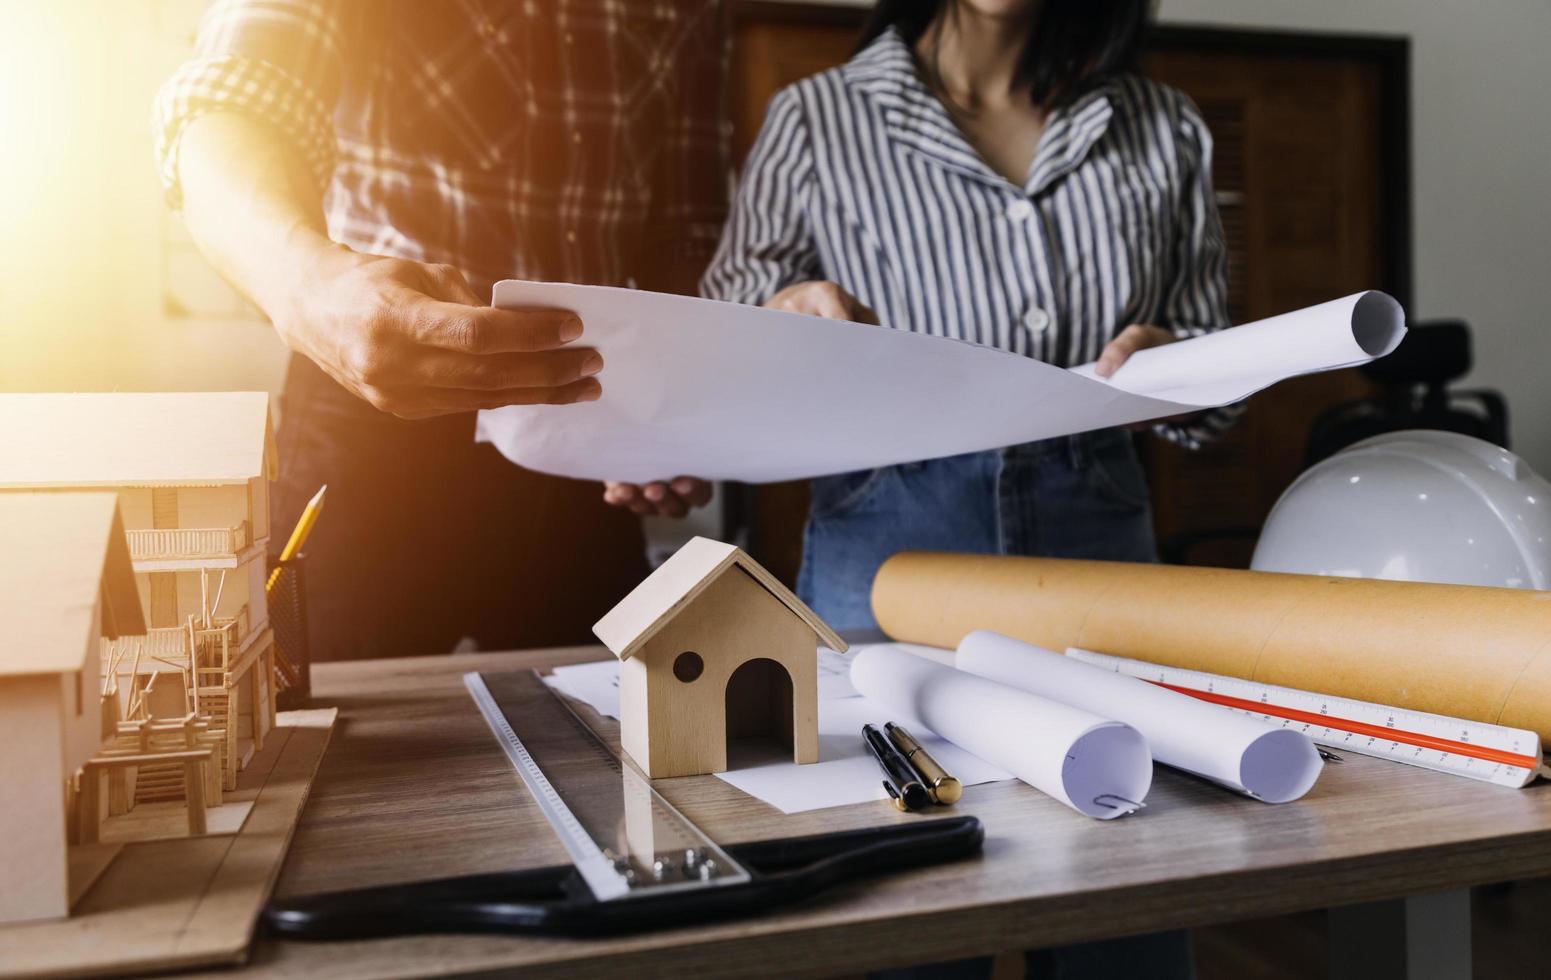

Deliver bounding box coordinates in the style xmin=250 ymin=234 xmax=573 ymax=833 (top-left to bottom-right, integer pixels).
xmin=703 ymin=27 xmax=1238 ymax=447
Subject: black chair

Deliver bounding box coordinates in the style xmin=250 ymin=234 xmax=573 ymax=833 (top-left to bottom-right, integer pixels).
xmin=1304 ymin=319 xmax=1508 ymax=465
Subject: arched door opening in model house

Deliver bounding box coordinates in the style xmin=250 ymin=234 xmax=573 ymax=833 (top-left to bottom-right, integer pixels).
xmin=724 ymin=657 xmax=795 ymax=767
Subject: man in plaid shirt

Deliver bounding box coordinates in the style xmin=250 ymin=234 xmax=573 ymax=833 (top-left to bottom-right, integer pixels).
xmin=155 ymin=0 xmax=727 ymax=660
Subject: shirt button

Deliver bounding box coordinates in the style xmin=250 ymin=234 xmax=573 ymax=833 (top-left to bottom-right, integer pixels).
xmin=566 ymin=230 xmax=577 ymax=244
xmin=572 ymin=131 xmax=583 ymax=144
xmin=1022 ymin=307 xmax=1050 ymax=332
xmin=1006 ymin=199 xmax=1034 ymax=221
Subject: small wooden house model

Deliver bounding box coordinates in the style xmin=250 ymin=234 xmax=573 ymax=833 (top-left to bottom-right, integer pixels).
xmin=0 ymin=493 xmax=144 ymax=924
xmin=594 ymin=537 xmax=846 ymax=779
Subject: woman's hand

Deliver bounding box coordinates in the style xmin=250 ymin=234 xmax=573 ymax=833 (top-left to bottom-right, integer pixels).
xmin=603 ymin=477 xmax=714 ymax=518
xmin=765 ymin=280 xmax=880 ymax=324
xmin=1094 ymin=324 xmax=1177 ymax=378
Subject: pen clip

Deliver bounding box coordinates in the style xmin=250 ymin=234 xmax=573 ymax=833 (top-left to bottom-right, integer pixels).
xmin=1092 ymin=794 xmax=1146 ymax=815
xmin=883 ymin=780 xmax=906 ymax=812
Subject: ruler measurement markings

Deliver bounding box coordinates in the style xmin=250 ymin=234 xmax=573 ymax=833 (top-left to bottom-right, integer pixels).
xmin=1148 ymin=680 xmax=1537 ymax=769
xmin=1066 ymin=649 xmax=1540 ymax=788
xmin=464 ymin=671 xmax=752 ymax=902
xmin=466 ymin=671 xmax=631 ymax=900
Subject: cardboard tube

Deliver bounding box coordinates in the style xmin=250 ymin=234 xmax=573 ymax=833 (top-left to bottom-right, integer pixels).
xmin=871 ymin=553 xmax=1551 ymax=745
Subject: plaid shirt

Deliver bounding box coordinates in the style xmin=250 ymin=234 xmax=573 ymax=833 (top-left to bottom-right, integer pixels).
xmin=154 ymin=0 xmax=729 ymax=296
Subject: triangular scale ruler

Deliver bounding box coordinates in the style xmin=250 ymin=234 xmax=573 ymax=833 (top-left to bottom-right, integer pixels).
xmin=465 ymin=670 xmax=752 ymax=900
xmin=1065 ymin=649 xmax=1544 ymax=788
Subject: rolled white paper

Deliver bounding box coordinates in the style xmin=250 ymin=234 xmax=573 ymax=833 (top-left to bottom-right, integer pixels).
xmin=478 ymin=283 xmax=1405 ymax=484
xmin=1070 ymin=290 xmax=1404 ymax=405
xmin=849 ymin=645 xmax=1152 ymax=819
xmin=956 ymin=631 xmax=1323 ymax=804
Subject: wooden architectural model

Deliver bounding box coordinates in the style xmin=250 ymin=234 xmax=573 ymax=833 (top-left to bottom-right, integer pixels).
xmin=0 ymin=493 xmax=144 ymax=924
xmin=0 ymin=392 xmax=280 ymax=788
xmin=594 ymin=536 xmax=846 ymax=779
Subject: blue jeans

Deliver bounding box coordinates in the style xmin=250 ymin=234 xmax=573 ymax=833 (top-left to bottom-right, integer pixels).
xmin=798 ymin=428 xmax=1158 ymax=630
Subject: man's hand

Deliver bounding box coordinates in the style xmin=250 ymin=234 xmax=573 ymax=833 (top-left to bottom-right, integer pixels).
xmin=174 ymin=112 xmax=601 ymax=421
xmin=275 ymin=246 xmax=602 ymax=419
xmin=603 ymin=477 xmax=713 ymax=518
xmin=764 ymin=280 xmax=879 ymax=324
xmin=1094 ymin=323 xmax=1177 ymax=378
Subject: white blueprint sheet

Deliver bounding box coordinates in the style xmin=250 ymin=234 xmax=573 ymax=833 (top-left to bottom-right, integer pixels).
xmin=477 ymin=283 xmax=1405 ymax=483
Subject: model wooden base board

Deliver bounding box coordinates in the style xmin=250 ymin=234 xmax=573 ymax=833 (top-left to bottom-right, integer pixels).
xmin=0 ymin=708 xmax=336 ymax=980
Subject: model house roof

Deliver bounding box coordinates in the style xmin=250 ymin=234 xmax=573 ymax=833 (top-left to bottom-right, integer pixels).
xmin=0 ymin=493 xmax=145 ymax=676
xmin=0 ymin=392 xmax=277 ymax=488
xmin=593 ymin=536 xmax=846 ymax=660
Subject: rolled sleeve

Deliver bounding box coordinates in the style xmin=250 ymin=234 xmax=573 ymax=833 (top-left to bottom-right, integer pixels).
xmin=152 ymin=0 xmax=345 ymax=209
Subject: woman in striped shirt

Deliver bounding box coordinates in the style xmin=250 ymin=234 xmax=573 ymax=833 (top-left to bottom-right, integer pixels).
xmin=697 ymin=0 xmax=1232 ymax=641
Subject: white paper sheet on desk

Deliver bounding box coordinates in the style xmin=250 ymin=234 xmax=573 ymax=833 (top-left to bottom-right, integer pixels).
xmin=718 ymin=694 xmax=1010 ymax=814
xmin=815 ymin=645 xmax=859 ymax=699
xmin=477 ymin=282 xmax=1405 ymax=483
xmin=955 ymin=632 xmax=1324 ymax=803
xmin=545 ymin=660 xmax=622 ymax=719
xmin=539 ymin=653 xmax=1008 ymax=814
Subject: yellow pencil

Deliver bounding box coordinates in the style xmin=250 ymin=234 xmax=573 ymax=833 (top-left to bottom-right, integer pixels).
xmin=266 ymin=485 xmax=327 ymax=591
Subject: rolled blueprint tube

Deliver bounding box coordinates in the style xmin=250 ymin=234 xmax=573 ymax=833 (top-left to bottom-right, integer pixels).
xmin=956 ymin=631 xmax=1323 ymax=803
xmin=850 ymin=645 xmax=1152 ymax=819
xmin=871 ymin=554 xmax=1551 ymax=745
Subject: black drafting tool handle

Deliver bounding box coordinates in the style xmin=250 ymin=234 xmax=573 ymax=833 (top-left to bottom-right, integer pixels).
xmin=264 ymin=815 xmax=984 ymax=940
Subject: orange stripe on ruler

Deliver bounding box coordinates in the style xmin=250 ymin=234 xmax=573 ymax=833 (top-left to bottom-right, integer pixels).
xmin=1150 ymin=681 xmax=1539 ymax=771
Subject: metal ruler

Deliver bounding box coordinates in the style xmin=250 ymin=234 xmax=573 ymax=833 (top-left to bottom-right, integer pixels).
xmin=464 ymin=670 xmax=751 ymax=901
xmin=1065 ymin=648 xmax=1544 ymax=788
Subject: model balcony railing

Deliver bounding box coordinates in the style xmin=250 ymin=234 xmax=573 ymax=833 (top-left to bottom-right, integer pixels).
xmin=125 ymin=522 xmax=249 ymax=561
xmin=103 ymin=606 xmax=251 ymax=675
xmin=193 ymin=618 xmax=239 ymax=690
xmin=144 ymin=626 xmax=194 ymax=660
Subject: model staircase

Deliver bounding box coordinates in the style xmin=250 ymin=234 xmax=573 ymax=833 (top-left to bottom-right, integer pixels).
xmin=199 ymin=691 xmax=237 ymax=791
xmin=199 ymin=689 xmax=229 ymax=728
xmin=132 ymin=763 xmax=187 ymax=803
xmin=113 ymin=705 xmax=230 ymax=806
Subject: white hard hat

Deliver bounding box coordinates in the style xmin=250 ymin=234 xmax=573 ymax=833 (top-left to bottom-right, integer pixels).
xmin=1251 ymin=430 xmax=1551 ymax=589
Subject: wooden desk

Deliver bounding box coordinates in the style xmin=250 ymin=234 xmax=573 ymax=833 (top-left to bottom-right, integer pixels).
xmin=219 ymin=646 xmax=1551 ymax=979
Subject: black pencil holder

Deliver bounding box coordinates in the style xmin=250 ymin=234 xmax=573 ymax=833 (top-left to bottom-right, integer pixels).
xmin=267 ymin=554 xmax=312 ymax=710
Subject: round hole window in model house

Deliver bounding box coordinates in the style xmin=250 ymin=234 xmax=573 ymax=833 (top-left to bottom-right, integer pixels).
xmin=673 ymin=651 xmax=704 ymax=682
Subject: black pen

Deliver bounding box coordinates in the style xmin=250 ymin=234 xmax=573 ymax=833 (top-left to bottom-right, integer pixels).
xmin=863 ymin=723 xmax=931 ymax=811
